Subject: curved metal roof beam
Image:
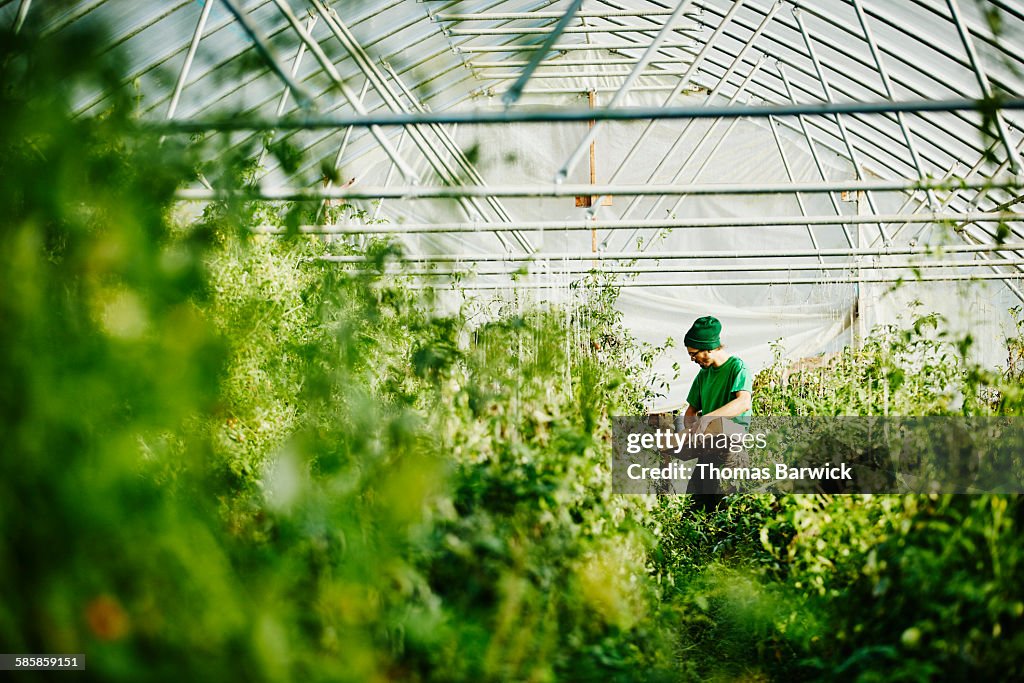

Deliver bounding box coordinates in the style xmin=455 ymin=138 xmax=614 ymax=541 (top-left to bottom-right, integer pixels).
xmin=175 ymin=177 xmax=1022 ymax=202
xmin=691 ymin=2 xmax=1002 ymax=161
xmin=240 ymin=47 xmax=1000 ymax=209
xmin=796 ymin=0 xmax=1024 ymax=93
xmin=792 ymin=6 xmax=888 ymax=243
xmin=905 ymin=0 xmax=1024 ymax=72
xmin=793 ymin=0 xmax=1024 ymax=104
xmin=500 ymin=0 xmax=584 ymax=107
xmin=687 ymin=57 xmax=978 ymax=181
xmin=850 ymin=0 xmax=939 ymax=211
xmin=587 ymin=0 xmax=1000 ymax=182
xmin=254 ymin=62 xmax=991 ymax=204
xmin=568 ymin=0 xmax=751 ymax=206
xmin=166 ymin=0 xmax=215 ymax=121
xmin=76 ymin=0 xmax=276 ymax=115
xmin=555 ymin=0 xmax=701 ymax=179
xmin=159 ymin=0 xmax=1014 ymax=218
xmin=218 ymin=0 xmax=314 ymax=110
xmin=945 ymin=0 xmax=1024 ymax=173
xmin=189 ymin=0 xmax=665 ymax=176
xmin=36 ymin=0 xmax=1019 ymax=164
xmin=310 ymin=0 xmax=528 ymax=249
xmin=141 ymin=0 xmax=511 ymax=120
xmin=678 ymin=0 xmax=1022 ymax=186
xmin=91 ymin=1 xmax=193 ymax=58
xmin=86 ymin=0 xmax=409 ymax=117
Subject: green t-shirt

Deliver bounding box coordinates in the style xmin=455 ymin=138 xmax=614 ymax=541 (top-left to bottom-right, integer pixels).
xmin=686 ymin=355 xmax=753 ymax=420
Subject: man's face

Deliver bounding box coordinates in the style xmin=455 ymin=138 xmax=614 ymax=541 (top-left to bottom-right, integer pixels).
xmin=687 ymin=347 xmax=711 ymax=368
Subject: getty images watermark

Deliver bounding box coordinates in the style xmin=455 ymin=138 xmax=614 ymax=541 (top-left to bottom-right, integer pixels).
xmin=623 ymin=428 xmax=851 ymax=482
xmin=611 ymin=416 xmax=1024 ymax=495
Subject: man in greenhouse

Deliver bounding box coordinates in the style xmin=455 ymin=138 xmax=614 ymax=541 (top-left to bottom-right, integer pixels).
xmin=678 ymin=316 xmax=754 ymax=506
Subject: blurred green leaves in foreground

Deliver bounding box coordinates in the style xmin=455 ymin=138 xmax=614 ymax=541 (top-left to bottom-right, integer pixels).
xmin=3 ymin=11 xmax=1024 ymax=683
xmin=0 ymin=16 xmax=671 ymax=682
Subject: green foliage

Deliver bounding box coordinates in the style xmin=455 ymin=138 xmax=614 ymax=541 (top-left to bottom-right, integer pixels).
xmin=1 ymin=18 xmax=243 ymax=681
xmin=753 ymin=306 xmax=1016 ymax=417
xmin=0 ymin=17 xmax=679 ymax=682
xmin=6 ymin=12 xmax=1024 ymax=683
xmin=651 ymin=313 xmax=1024 ymax=681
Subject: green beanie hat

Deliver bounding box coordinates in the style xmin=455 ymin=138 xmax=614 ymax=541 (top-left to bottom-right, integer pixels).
xmin=684 ymin=316 xmax=722 ymax=350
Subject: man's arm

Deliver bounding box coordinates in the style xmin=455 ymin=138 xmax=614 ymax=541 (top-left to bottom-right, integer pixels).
xmin=703 ymin=390 xmax=752 ymax=418
xmin=691 ymin=390 xmax=751 ymax=433
xmin=682 ymin=404 xmax=699 ymax=430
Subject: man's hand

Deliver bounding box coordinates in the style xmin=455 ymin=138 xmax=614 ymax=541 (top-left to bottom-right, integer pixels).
xmin=687 ymin=414 xmax=716 ymax=435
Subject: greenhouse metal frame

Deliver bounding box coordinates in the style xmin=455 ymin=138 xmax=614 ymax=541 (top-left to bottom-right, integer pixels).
xmin=9 ymin=0 xmax=1024 ymax=367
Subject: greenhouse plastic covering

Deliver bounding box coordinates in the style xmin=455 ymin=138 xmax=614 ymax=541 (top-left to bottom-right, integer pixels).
xmin=9 ymin=0 xmax=1024 ymax=409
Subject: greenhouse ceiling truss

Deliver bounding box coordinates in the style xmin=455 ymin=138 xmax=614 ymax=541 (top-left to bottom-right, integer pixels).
xmin=11 ymin=0 xmax=1024 ymax=295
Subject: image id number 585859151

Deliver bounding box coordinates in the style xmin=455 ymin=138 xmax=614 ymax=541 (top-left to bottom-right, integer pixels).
xmin=1 ymin=654 xmax=85 ymax=670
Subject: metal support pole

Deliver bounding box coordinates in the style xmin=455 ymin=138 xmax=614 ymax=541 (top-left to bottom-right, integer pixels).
xmin=612 ymin=49 xmax=770 ymax=241
xmin=556 ymin=0 xmax=699 ymax=182
xmin=630 ymin=8 xmax=992 ymax=179
xmin=251 ymin=212 xmax=1022 ymax=235
xmin=452 ymin=24 xmax=701 ymax=36
xmin=180 ymin=86 xmax=1007 ymax=204
xmin=79 ymin=0 xmax=276 ymax=115
xmin=255 ymin=13 xmax=317 ymax=172
xmin=769 ymin=113 xmax=821 ymax=258
xmin=707 ymin=0 xmax=994 ymax=161
xmin=627 ymin=54 xmax=771 ymax=242
xmin=458 ymin=41 xmax=696 ymax=52
xmin=964 ymin=136 xmax=1024 ymax=215
xmin=361 ymin=259 xmax=1024 ymax=276
xmin=11 ymin=0 xmax=32 ymax=33
xmin=869 ymin=137 xmax=1017 ymax=246
xmin=315 ymin=79 xmax=371 ymax=224
xmin=472 ymin=57 xmax=692 ymax=67
xmin=219 ymin=0 xmax=313 ymax=109
xmin=438 ymin=9 xmax=693 ymax=21
xmin=959 ymin=231 xmax=1024 ymax=302
xmin=791 ymin=0 xmax=1018 ymax=97
xmin=778 ymin=63 xmax=859 ymax=248
xmin=502 ymin=0 xmax=584 ymax=107
xmin=166 ymin=0 xmax=214 ymax=120
xmin=945 ymin=0 xmax=1024 ymax=175
xmin=318 ymin=241 xmax=1024 ymax=264
xmin=403 ymin=272 xmax=1024 ymax=290
xmin=372 ymin=128 xmax=406 ymax=221
xmin=589 ymin=0 xmax=749 ymax=219
xmin=273 ymin=13 xmax=315 ymax=118
xmin=76 ymin=0 xmax=415 ymax=118
xmin=917 ymin=141 xmax=1024 ymax=252
xmin=850 ymin=0 xmax=940 ymax=211
xmin=488 ymin=85 xmax=690 ymax=95
xmin=627 ymin=111 xmax=748 ymax=253
xmin=160 ymin=96 xmax=1024 ymax=131
xmin=383 ymin=66 xmax=530 ymax=249
xmin=312 ymin=0 xmax=527 ymax=250
xmin=794 ymin=7 xmax=889 ymax=244
xmin=269 ymin=0 xmax=420 ymax=183
xmin=567 ymin=0 xmax=748 ymax=212
xmin=382 ymin=60 xmax=531 ymax=249
xmin=175 ymin=176 xmax=1023 ymax=202
xmin=483 ymin=68 xmax=693 ymax=80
